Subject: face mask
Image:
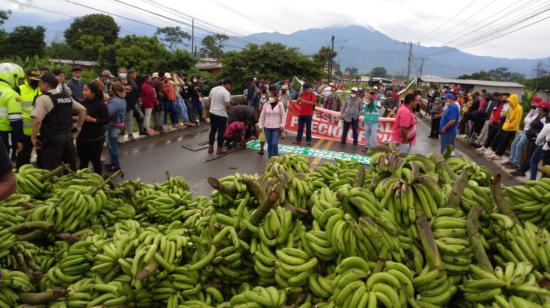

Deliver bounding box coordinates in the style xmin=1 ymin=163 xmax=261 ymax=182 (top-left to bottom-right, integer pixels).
xmin=192 ymin=79 xmax=197 ymax=83
xmin=74 ymin=77 xmax=80 ymax=81
xmin=118 ymin=73 xmax=127 ymax=79
xmin=350 ymin=94 xmax=357 ymax=98
xmin=183 ymin=86 xmax=188 ymax=89
xmin=268 ymin=97 xmax=276 ymax=103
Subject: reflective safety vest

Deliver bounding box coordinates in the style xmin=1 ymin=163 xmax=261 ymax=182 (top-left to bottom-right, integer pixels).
xmin=0 ymin=82 xmax=22 ymax=132
xmin=19 ymin=82 xmax=41 ymax=136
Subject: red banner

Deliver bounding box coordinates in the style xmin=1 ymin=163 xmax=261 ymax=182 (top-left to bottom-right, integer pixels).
xmin=285 ymin=101 xmax=394 ymax=145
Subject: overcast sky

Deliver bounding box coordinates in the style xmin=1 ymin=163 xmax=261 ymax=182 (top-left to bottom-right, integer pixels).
xmin=2 ymin=0 xmax=550 ymax=59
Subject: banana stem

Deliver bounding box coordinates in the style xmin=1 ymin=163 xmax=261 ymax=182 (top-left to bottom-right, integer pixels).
xmin=353 ymin=165 xmax=365 ymax=187
xmin=239 ymin=188 xmax=279 ymax=240
xmin=207 ymin=177 xmax=238 ymax=194
xmin=37 ymin=165 xmax=66 ymax=182
xmin=466 ymin=204 xmax=494 ymax=273
xmin=446 ymin=170 xmax=469 ymax=209
xmin=92 ymin=170 xmax=120 ymax=194
xmin=373 ymin=246 xmax=389 ymax=273
xmin=136 ymin=260 xmax=159 ymax=280
xmin=416 ymin=209 xmax=442 ymax=270
xmin=19 ymin=288 xmax=67 ymax=304
xmin=242 ymin=177 xmax=267 ymax=204
xmin=489 ymin=175 xmax=520 ymax=224
xmin=9 ymin=221 xmax=54 ymax=234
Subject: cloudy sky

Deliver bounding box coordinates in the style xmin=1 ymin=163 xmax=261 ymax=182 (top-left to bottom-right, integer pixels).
xmin=2 ymin=0 xmax=550 ymax=59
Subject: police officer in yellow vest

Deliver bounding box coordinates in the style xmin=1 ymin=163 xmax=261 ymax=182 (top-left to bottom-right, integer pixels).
xmin=16 ymin=68 xmax=41 ymax=168
xmin=0 ymin=63 xmax=25 ymax=161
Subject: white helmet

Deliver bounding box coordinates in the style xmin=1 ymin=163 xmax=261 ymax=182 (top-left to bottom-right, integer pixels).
xmin=0 ymin=63 xmax=25 ymax=88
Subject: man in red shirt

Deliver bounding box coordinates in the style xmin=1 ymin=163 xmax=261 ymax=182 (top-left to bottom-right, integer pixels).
xmin=294 ymin=83 xmax=316 ymax=146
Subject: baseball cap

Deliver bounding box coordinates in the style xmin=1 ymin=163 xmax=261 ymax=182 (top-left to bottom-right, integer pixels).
xmin=443 ymin=93 xmax=456 ymax=100
xmin=538 ymin=101 xmax=550 ymax=109
xmin=164 ymin=73 xmax=172 ymax=79
xmin=281 ymin=84 xmax=289 ymax=90
xmin=128 ymin=68 xmax=136 ymax=73
xmin=351 ymin=87 xmax=358 ymax=92
xmin=101 ymin=69 xmax=115 ymax=78
xmin=72 ymin=66 xmax=82 ymax=72
xmin=26 ymin=68 xmax=41 ymax=80
xmin=152 ymin=72 xmax=159 ymax=78
xmin=532 ymin=96 xmax=544 ymax=105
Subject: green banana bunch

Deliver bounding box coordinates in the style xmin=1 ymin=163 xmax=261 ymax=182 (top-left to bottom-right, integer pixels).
xmin=0 ymin=227 xmax=16 ymax=260
xmin=274 ymin=247 xmax=318 ymax=288
xmin=503 ymin=178 xmax=550 ymax=229
xmin=431 ymin=207 xmax=472 ymax=275
xmin=258 ymin=207 xmax=293 ymax=247
xmin=52 ymin=168 xmax=104 ymax=189
xmin=15 ymin=164 xmax=50 ymax=198
xmin=161 ymin=174 xmax=190 ymax=194
xmin=44 ymin=239 xmax=95 ymax=288
xmin=310 ymin=187 xmax=340 ymax=225
xmin=412 ymin=265 xmax=456 ymax=307
xmin=229 ymin=286 xmax=287 ymax=307
xmin=447 ymin=157 xmax=491 ymax=185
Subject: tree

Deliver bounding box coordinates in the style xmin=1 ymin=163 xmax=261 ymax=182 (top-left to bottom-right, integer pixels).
xmin=158 ymin=49 xmax=196 ymax=73
xmin=2 ymin=26 xmax=46 ymax=58
xmin=64 ymin=14 xmax=119 ymax=60
xmin=313 ymin=46 xmax=337 ymax=71
xmin=222 ymin=42 xmax=323 ymax=91
xmin=345 ymin=67 xmax=359 ymax=78
xmin=0 ymin=9 xmax=10 ymax=26
xmin=45 ymin=42 xmax=81 ymax=60
xmin=155 ymin=26 xmax=191 ymax=51
xmin=200 ymin=34 xmax=228 ymax=59
xmin=458 ymin=67 xmax=525 ymax=83
xmin=370 ymin=66 xmax=388 ymax=78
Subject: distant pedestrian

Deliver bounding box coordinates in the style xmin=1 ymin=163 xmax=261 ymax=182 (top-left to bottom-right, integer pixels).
xmin=77 ymin=82 xmax=109 ymax=174
xmin=530 ymin=120 xmax=550 ymax=180
xmin=208 ymin=78 xmax=232 ymax=154
xmin=279 ymin=84 xmax=291 ymax=110
xmin=383 ymin=90 xmax=398 ymax=117
xmin=341 ymin=87 xmax=363 ymax=146
xmin=504 ymin=96 xmax=542 ymax=168
xmin=246 ymin=78 xmax=257 ymax=109
xmin=106 ymin=81 xmax=127 ymax=172
xmin=429 ymin=97 xmax=443 ymax=138
xmin=67 ymin=66 xmax=84 ymax=102
xmin=323 ymin=87 xmax=341 ymax=111
xmin=439 ymin=93 xmax=460 ymax=153
xmin=140 ymin=74 xmax=158 ymax=135
xmin=53 ymin=68 xmax=72 ymax=97
xmin=391 ymin=93 xmax=417 ymax=154
xmin=363 ymin=93 xmax=380 ymax=149
xmin=294 ymin=83 xmax=316 ymax=146
xmin=259 ymin=89 xmax=286 ymax=158
xmin=488 ymin=94 xmax=522 ymax=161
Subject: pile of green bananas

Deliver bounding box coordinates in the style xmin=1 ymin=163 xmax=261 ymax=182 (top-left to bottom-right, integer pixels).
xmin=1 ymin=152 xmax=550 ymax=307
xmin=503 ymin=178 xmax=550 ymax=229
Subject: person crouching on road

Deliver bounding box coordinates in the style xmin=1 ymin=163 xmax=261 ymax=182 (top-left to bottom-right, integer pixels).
xmin=31 ymin=72 xmax=86 ymax=170
xmin=224 ymin=121 xmax=246 ymax=149
xmin=258 ymin=88 xmax=286 ymax=158
xmin=341 ymin=87 xmax=363 ymax=146
xmin=106 ymin=81 xmax=127 ymax=173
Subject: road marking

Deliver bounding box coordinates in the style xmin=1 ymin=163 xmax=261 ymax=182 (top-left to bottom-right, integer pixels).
xmin=310 ymin=140 xmax=334 ymax=169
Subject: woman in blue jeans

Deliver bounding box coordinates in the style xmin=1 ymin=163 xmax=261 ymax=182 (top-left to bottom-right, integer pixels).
xmin=258 ymin=91 xmax=286 ymax=158
xmin=106 ymin=81 xmax=127 ymax=172
xmin=363 ymin=93 xmax=380 ymax=149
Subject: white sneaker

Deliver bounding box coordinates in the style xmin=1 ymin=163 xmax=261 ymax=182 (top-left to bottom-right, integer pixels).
xmin=484 ymin=149 xmax=494 ymax=157
xmin=476 ymin=147 xmax=486 ymax=154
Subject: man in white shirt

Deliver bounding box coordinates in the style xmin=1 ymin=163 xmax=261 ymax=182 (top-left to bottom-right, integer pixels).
xmin=208 ymin=78 xmax=232 ymax=154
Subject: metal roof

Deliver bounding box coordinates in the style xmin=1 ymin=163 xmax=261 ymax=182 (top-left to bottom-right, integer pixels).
xmin=418 ymin=76 xmax=525 ymax=88
xmin=49 ymin=59 xmax=98 ymax=67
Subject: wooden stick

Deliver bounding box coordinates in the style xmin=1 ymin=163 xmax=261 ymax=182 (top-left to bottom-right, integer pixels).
xmin=204 ymin=148 xmax=244 ymax=162
xmin=490 ymin=174 xmax=519 ymax=223
xmin=467 ymin=205 xmax=493 ymax=273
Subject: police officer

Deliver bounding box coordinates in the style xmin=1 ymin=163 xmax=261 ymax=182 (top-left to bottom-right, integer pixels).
xmin=31 ymin=72 xmax=86 ymax=170
xmin=16 ymin=68 xmax=42 ymax=168
xmin=0 ymin=63 xmax=25 ymax=161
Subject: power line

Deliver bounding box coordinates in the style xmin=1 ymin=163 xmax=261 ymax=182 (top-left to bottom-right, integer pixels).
xmin=417 ymin=0 xmax=477 ymax=42
xmin=440 ymin=0 xmax=540 ymax=46
xmin=426 ymin=0 xmax=498 ymax=44
xmin=204 ymin=0 xmax=278 ymax=32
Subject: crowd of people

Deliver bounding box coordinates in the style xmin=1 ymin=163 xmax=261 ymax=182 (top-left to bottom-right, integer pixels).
xmin=0 ymin=62 xmax=210 ymax=175
xmin=423 ymin=88 xmax=550 ymax=180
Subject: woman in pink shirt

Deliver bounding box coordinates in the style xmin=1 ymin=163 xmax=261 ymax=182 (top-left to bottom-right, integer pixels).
xmin=259 ymin=89 xmax=286 ymax=158
xmin=391 ymin=93 xmax=417 ymax=154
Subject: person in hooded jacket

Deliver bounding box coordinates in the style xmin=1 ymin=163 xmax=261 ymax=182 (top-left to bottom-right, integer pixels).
xmin=489 ymin=94 xmax=523 ymax=161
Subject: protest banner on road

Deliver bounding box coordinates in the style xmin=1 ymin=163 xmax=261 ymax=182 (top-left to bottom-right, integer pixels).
xmin=285 ymin=101 xmax=394 ymax=145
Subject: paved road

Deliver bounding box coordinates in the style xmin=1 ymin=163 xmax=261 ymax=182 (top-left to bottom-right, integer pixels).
xmin=116 ymin=116 xmax=519 ymax=196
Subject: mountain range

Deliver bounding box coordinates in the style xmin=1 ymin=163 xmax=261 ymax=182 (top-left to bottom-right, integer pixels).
xmin=240 ymin=25 xmax=548 ymax=78
xmin=4 ymin=11 xmax=548 ymax=78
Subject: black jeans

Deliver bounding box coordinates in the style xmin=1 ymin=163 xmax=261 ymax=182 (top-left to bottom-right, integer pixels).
xmin=485 ymin=124 xmax=501 ymax=149
xmin=494 ymin=131 xmax=516 ymax=156
xmin=209 ymin=113 xmax=227 ymax=147
xmin=0 ymin=131 xmax=11 ymax=161
xmin=341 ymin=118 xmax=359 ymax=145
xmin=77 ymin=137 xmax=105 ymax=174
xmin=16 ymin=135 xmax=33 ymax=169
xmin=37 ymin=134 xmax=77 ymax=171
xmin=518 ymin=139 xmax=537 ymax=174
xmin=134 ymin=106 xmax=145 ymax=133
xmin=296 ymin=115 xmax=312 ymax=142
xmin=430 ymin=117 xmax=440 ymax=137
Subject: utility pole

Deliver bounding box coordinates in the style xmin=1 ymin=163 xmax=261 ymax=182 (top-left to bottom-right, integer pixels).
xmin=419 ymin=57 xmax=425 ymax=76
xmin=405 ymin=41 xmax=413 ymax=81
xmin=328 ymin=35 xmax=335 ymax=83
xmin=191 ymin=18 xmax=195 ymax=56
